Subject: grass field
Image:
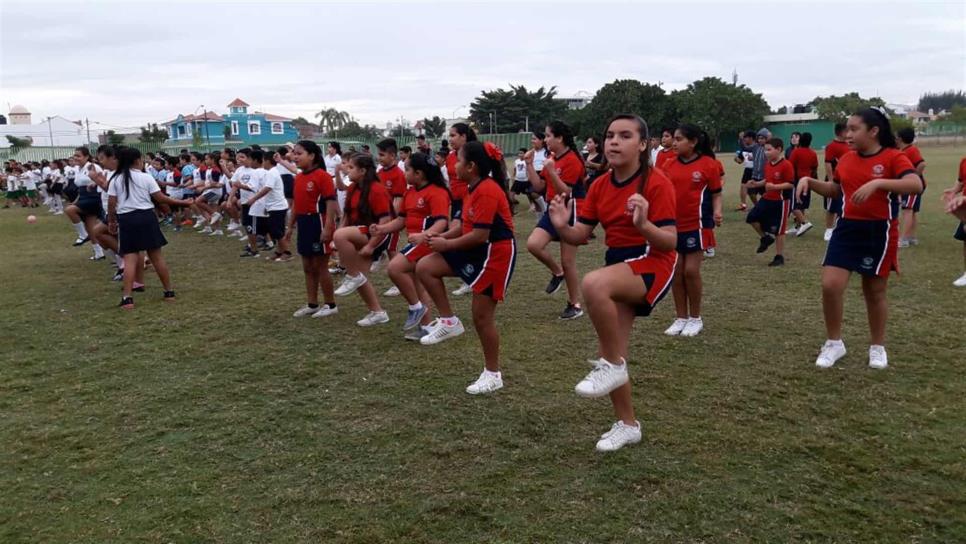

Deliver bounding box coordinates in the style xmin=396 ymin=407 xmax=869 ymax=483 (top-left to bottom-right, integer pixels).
xmin=2 ymin=145 xmax=965 ymax=543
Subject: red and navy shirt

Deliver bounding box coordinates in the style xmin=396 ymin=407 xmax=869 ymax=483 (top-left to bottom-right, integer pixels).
xmin=446 ymin=152 xmax=468 ymax=201
xmin=540 ymin=149 xmax=586 ymax=201
xmin=763 ymin=158 xmax=795 ymax=201
xmin=824 ymin=139 xmax=851 ymax=176
xmin=399 ymin=184 xmax=450 ymax=234
xmin=462 ymin=178 xmax=514 ymax=242
xmin=789 ymin=147 xmax=819 ymax=180
xmin=344 ymin=181 xmax=392 ymax=226
xmin=959 ymin=156 xmax=966 ymax=194
xmin=834 ymin=148 xmax=916 ymax=221
xmin=900 ymin=144 xmax=925 ymax=187
xmin=578 ymin=167 xmax=677 ymax=267
xmin=377 ymin=164 xmax=407 ymax=198
xmin=293 ymin=168 xmax=335 ymax=216
xmin=664 ymin=155 xmax=722 ymax=231
xmin=655 ymin=148 xmax=677 ymax=171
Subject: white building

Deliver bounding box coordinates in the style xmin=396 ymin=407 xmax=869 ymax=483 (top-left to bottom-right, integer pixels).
xmin=0 ymin=115 xmax=93 ymax=149
xmin=8 ymin=104 xmax=31 ymax=125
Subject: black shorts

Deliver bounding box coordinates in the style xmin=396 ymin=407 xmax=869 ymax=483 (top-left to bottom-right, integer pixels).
xmin=451 ymin=199 xmax=463 ymax=221
xmin=118 ymin=209 xmax=167 ymax=255
xmin=955 ymin=222 xmax=966 ymax=242
xmin=281 ymin=174 xmax=294 ymax=199
xmin=794 ymin=189 xmax=811 ymax=211
xmin=75 ymin=189 xmax=103 ymax=220
xmin=252 ymin=215 xmax=269 ymax=236
xmin=241 ymin=204 xmax=253 ymax=231
xmin=740 ymin=168 xmax=754 ymax=184
xmin=746 ymin=198 xmax=790 ymax=236
xmin=267 ymin=209 xmax=286 ymax=239
xmin=50 ymin=183 xmax=64 ymax=195
xmin=296 ymin=214 xmax=331 ymax=256
xmin=511 ymin=180 xmax=531 ymax=194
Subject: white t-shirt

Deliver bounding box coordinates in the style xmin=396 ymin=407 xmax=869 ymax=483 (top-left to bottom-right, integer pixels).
xmin=74 ymin=161 xmax=103 ymax=188
xmin=514 ymin=158 xmax=527 ymax=181
xmin=261 ymin=168 xmax=289 ymax=213
xmin=50 ymin=169 xmax=64 ymax=185
xmin=7 ymin=174 xmax=20 ymax=190
xmin=649 ymin=148 xmax=659 ymax=166
xmin=324 ymin=153 xmax=342 ymax=176
xmin=248 ymin=168 xmax=268 ymax=216
xmin=233 ymin=166 xmax=254 ymax=201
xmin=532 ymin=148 xmax=548 ymax=172
xmin=108 ymin=170 xmax=160 ymax=214
xmin=100 ymin=169 xmax=114 ymax=208
xmin=23 ymin=170 xmax=39 ymax=190
xmin=42 ymin=166 xmax=51 ymax=181
xmin=202 ymin=168 xmax=222 ymax=196
xmin=65 ymin=165 xmax=77 ymax=182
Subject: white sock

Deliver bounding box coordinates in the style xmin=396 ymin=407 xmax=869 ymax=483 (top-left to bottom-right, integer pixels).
xmin=408 ymin=302 xmax=423 ymax=311
xmin=441 ymin=316 xmax=458 ymax=327
xmin=73 ymin=222 xmax=88 ymax=238
xmin=92 ymin=244 xmax=104 ymax=258
xmin=484 ymin=369 xmax=502 ymax=379
xmin=827 ymin=338 xmax=844 ymax=346
xmin=115 ymin=254 xmax=124 ymax=267
xmin=535 ymin=196 xmax=547 ymax=213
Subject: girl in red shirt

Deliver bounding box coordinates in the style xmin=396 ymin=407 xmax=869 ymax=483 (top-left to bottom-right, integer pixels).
xmin=332 ymin=153 xmax=394 ymax=327
xmin=797 ymin=108 xmax=922 ymax=370
xmin=370 ymin=152 xmax=451 ymax=341
xmin=548 ymin=114 xmax=678 ymax=452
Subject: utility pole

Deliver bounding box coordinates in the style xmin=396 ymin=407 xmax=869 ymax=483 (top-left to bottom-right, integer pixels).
xmin=525 ymin=116 xmax=529 ymax=133
xmin=47 ymin=117 xmax=54 ymax=160
xmin=85 ymin=118 xmax=91 ymax=146
xmin=202 ymin=105 xmax=211 ymax=151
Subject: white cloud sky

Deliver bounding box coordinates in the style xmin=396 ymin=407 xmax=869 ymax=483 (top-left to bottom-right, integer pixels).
xmin=1 ymin=0 xmax=964 ymax=132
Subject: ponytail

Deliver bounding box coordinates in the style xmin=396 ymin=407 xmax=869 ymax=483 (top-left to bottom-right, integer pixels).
xmin=677 ymin=123 xmax=715 ymax=158
xmin=461 ymin=141 xmax=511 ymax=204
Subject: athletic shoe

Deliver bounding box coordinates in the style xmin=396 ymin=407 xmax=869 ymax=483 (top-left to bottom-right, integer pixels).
xmin=194 ymin=219 xmax=206 ymax=229
xmin=273 ymin=253 xmax=293 ymax=263
xmin=329 ymin=265 xmax=346 ymax=275
xmin=420 ymin=318 xmax=465 ymax=345
xmin=953 ymin=272 xmax=966 ymax=287
xmin=293 ymin=305 xmax=319 ymax=317
xmin=575 ymin=358 xmax=629 ymax=398
xmin=334 ymin=273 xmax=367 ymax=296
xmin=595 ymin=421 xmax=642 ymax=452
xmin=704 ymin=247 xmax=716 ymax=258
xmin=897 ymin=238 xmax=910 ymax=248
xmin=53 ymin=210 xmax=63 ymax=215
xmin=815 ymin=339 xmax=847 ymax=368
xmin=680 ymin=317 xmax=704 ymax=337
xmin=559 ymin=303 xmax=583 ymax=320
xmin=89 ymin=255 xmax=105 ymax=261
xmin=909 ymin=238 xmax=919 ymax=246
xmin=132 ymin=283 xmax=145 ymax=292
xmin=404 ymin=326 xmax=429 ymax=342
xmin=452 ymin=283 xmax=473 ymax=296
xmin=72 ymin=236 xmax=89 ymax=246
xmin=383 ymin=285 xmax=401 ymax=297
xmin=768 ymin=255 xmax=785 ymax=267
xmin=356 ymin=310 xmax=389 ymax=327
xmin=181 ymin=219 xmax=193 ymax=227
xmin=112 ymin=269 xmax=124 ymax=281
xmin=403 ymin=305 xmax=429 ymax=331
xmin=756 ymin=235 xmax=775 ymax=254
xmin=227 ymin=221 xmax=240 ymax=231
xmin=869 ymin=345 xmax=888 ymax=370
xmin=466 ymin=370 xmax=503 ymax=395
xmin=163 ymin=290 xmax=176 ymax=301
xmin=209 ymin=229 xmax=223 ymax=236
xmin=119 ymin=296 xmax=134 ymax=309
xmin=785 ymin=226 xmax=797 ymax=235
xmin=796 ymin=222 xmax=813 ymax=237
xmin=664 ymin=318 xmax=688 ymax=336
xmin=200 ymin=226 xmax=213 ymax=234
xmin=312 ymin=304 xmax=339 ymax=318
xmin=734 ymin=203 xmax=747 ymax=211
xmin=239 ymin=248 xmax=259 ymax=258
xmin=369 ymin=254 xmax=387 ymax=273
xmin=823 ymin=228 xmax=834 ymax=242
xmin=209 ymin=212 xmax=222 ymax=225
xmin=545 ymin=274 xmax=565 ymax=294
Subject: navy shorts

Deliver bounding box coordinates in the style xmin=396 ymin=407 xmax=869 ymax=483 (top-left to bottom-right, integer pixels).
xmin=450 ymin=199 xmax=463 ymax=221
xmin=954 ymin=222 xmax=965 ymax=242
xmin=295 ymin=214 xmax=329 ymax=257
xmin=281 ymin=174 xmax=294 ymax=199
xmin=511 ymin=180 xmax=531 ymax=194
xmin=241 ymin=205 xmax=253 ymax=231
xmin=676 ymin=229 xmax=716 ymax=254
xmin=901 ymin=187 xmax=924 ymax=213
xmin=824 ymin=194 xmax=843 ymax=215
xmin=535 ymin=205 xmax=577 ymax=242
xmin=824 ymin=218 xmax=898 ymax=278
xmin=794 ymin=189 xmax=811 ymax=211
xmin=746 ymin=198 xmax=790 ymax=236
xmin=440 ymin=239 xmax=516 ymax=301
xmin=740 ymin=168 xmax=754 ymax=184
xmin=75 ymin=189 xmax=103 ymax=220
xmin=604 ymin=246 xmax=675 ymax=317
xmin=267 ymin=209 xmax=286 ymax=240
xmin=118 ymin=209 xmax=167 ymax=255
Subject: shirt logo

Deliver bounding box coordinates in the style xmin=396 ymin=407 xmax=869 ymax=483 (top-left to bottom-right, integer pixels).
xmin=686 ymin=236 xmax=697 ymax=248
xmin=307 ymin=182 xmax=314 ymax=192
xmin=417 ymin=197 xmax=426 ymax=208
xmin=692 ymin=172 xmax=702 ymax=182
xmin=872 ymin=164 xmax=885 ymax=177
xmin=861 ymin=256 xmax=874 ymax=269
xmin=463 ymin=264 xmax=475 ymax=276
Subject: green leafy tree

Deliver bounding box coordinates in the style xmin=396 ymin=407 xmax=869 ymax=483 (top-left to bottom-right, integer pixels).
xmin=138 ymin=123 xmax=168 ymax=144
xmin=575 ymin=79 xmax=671 ymax=138
xmin=192 ymin=130 xmax=202 ymax=149
xmin=338 ymin=120 xmax=383 ymax=140
xmin=670 ymin=77 xmax=770 ymax=146
xmin=106 ymin=130 xmax=126 ymax=145
xmin=469 ymin=85 xmax=567 ymax=134
xmin=890 ymin=116 xmax=915 ymax=134
xmin=810 ymin=93 xmax=885 ymax=121
xmin=315 ymin=108 xmax=350 ymax=135
xmin=944 ymin=105 xmax=966 ymax=124
xmin=6 ymin=135 xmax=31 ymax=148
xmin=421 ymin=116 xmax=447 ymax=138
xmin=223 ymin=125 xmax=232 ymax=140
xmin=917 ymin=90 xmax=966 ymax=113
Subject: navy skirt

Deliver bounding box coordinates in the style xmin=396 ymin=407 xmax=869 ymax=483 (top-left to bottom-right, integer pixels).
xmin=118 ymin=208 xmax=167 ymax=255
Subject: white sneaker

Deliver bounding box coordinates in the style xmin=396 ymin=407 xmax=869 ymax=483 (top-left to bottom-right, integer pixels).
xmin=200 ymin=226 xmax=213 ymax=234
xmin=356 ymin=310 xmax=389 ymax=327
xmin=815 ymin=339 xmax=847 ymax=368
xmin=209 ymin=229 xmax=223 ymax=236
xmin=312 ymin=304 xmax=338 ymax=318
xmin=452 ymin=283 xmax=473 ymax=296
xmin=796 ymin=222 xmax=813 ymax=237
xmin=785 ymin=226 xmax=798 ymax=235
xmin=823 ymin=228 xmax=834 ymax=242
xmin=595 ymin=420 xmax=642 ymax=452
xmin=420 ymin=318 xmax=465 ymax=345
xmin=868 ymin=345 xmax=888 ymax=369
xmin=953 ymin=272 xmax=966 ymax=287
xmin=466 ymin=370 xmax=503 ymax=395
xmin=209 ymin=212 xmax=222 ymax=224
xmin=194 ymin=219 xmax=207 ymax=229
xmin=704 ymin=247 xmax=715 ymax=258
xmin=227 ymin=222 xmax=240 ymax=231
xmin=897 ymin=239 xmax=910 ymax=248
xmin=334 ymin=273 xmax=367 ymax=296
xmin=680 ymin=317 xmax=704 ymax=337
xmin=664 ymin=318 xmax=688 ymax=336
xmin=292 ymin=305 xmax=318 ymax=317
xmin=574 ymin=358 xmax=629 ymax=398
xmin=383 ymin=285 xmax=401 ymax=297
xmin=369 ymin=255 xmax=387 ymax=273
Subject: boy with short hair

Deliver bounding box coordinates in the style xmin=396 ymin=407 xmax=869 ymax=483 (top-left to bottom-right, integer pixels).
xmin=897 ymin=127 xmax=926 ymax=247
xmin=746 ymin=138 xmax=794 ymax=266
xmin=823 ymin=123 xmax=850 ymax=241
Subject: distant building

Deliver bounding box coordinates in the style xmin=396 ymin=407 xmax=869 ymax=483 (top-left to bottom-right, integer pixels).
xmin=163 ymin=98 xmax=299 ymax=148
xmin=556 ymin=91 xmax=593 ymax=110
xmin=0 ymin=115 xmax=92 ymax=149
xmin=8 ymin=104 xmax=31 ymax=125
xmin=763 ymin=112 xmax=836 ymax=149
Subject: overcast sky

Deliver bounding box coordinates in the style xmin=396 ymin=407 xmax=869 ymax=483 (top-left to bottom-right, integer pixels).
xmin=1 ymin=0 xmax=964 ymax=133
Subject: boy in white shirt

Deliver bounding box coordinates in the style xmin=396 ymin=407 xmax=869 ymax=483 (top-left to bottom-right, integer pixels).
xmin=245 ymin=153 xmax=292 ymax=261
xmin=234 ymin=148 xmax=263 ymax=257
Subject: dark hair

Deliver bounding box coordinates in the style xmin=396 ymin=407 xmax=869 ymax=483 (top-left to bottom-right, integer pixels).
xmin=96 ymin=144 xmax=116 ymax=159
xmin=347 ymin=153 xmax=381 ymax=225
xmin=451 ymin=122 xmax=477 ymax=142
xmin=547 ymin=120 xmax=579 ymax=154
xmin=399 ymin=145 xmax=412 ymax=154
xmin=791 ymin=131 xmax=801 ymax=138
xmin=416 ymin=134 xmax=426 ymax=141
xmin=834 ymin=122 xmax=847 ymax=136
xmin=766 ymin=137 xmax=784 ymax=150
xmin=275 ymin=146 xmax=290 ymax=157
xmin=799 ymin=132 xmax=813 ymax=148
xmin=327 ymin=141 xmax=342 ymax=155
xmin=297 ymin=140 xmax=324 ymax=168
xmin=110 ymin=146 xmax=142 ymax=199
xmin=409 ymin=152 xmax=449 ymax=194
xmin=190 ymin=151 xmax=204 ymax=162
xmin=262 ymin=152 xmax=276 ymax=166
xmin=166 ymin=156 xmax=178 ymax=168
xmin=586 ymin=136 xmax=602 ymax=149
xmin=377 ymin=138 xmax=398 ymax=154
xmin=237 ymin=147 xmax=252 ymax=157
xmin=206 ymin=152 xmax=220 ymax=163
xmin=518 ymin=147 xmax=528 ymax=153
xmin=460 ymin=140 xmax=510 ymax=204
xmin=532 ymin=131 xmax=546 ymax=142
xmin=179 ymin=148 xmax=189 ymax=154
xmin=743 ymin=130 xmax=757 ymax=139
xmin=854 ymin=108 xmax=897 ymax=148
xmin=676 ymin=123 xmax=715 ymax=158
xmin=604 ymin=114 xmax=651 ymax=195
xmin=661 ymin=127 xmax=675 ymax=138
xmin=248 ymin=149 xmax=265 ymax=163
xmin=179 ymin=153 xmax=191 ymax=163
xmin=897 ymin=127 xmax=915 ymax=144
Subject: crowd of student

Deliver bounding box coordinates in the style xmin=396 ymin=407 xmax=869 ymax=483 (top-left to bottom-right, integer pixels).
xmin=4 ymin=109 xmax=966 ymax=452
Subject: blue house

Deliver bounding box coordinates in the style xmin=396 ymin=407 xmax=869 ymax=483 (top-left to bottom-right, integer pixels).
xmin=163 ymin=98 xmax=299 ymax=149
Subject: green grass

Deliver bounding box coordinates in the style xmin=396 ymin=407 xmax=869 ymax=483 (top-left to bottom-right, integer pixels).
xmin=2 ymin=146 xmax=965 ymax=543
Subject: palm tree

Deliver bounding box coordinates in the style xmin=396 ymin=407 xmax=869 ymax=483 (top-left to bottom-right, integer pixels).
xmin=315 ymin=108 xmax=351 ymax=136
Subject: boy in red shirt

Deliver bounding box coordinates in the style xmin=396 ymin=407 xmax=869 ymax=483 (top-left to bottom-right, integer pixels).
xmin=896 ymin=128 xmax=926 ymax=247
xmin=788 ymin=132 xmax=818 ymax=236
xmin=944 ymin=156 xmax=966 ymax=287
xmin=746 ymin=138 xmax=794 ymax=266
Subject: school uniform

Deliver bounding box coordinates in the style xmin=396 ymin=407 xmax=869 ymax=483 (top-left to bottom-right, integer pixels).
xmin=377 ymin=164 xmax=408 ymax=252
xmin=73 ymin=162 xmax=105 ymax=219
xmin=201 ymin=167 xmax=222 ymax=205
xmin=233 ymin=166 xmax=254 ymax=233
xmin=534 ymin=149 xmax=586 ymax=240
xmin=824 ymin=148 xmax=916 ymax=278
xmin=5 ymin=174 xmax=21 ymax=199
xmin=399 ymin=184 xmax=451 ymax=262
xmin=665 ymin=154 xmax=722 ymax=253
xmin=275 ymin=164 xmax=295 ymax=200
xmin=247 ymin=168 xmax=269 ymax=236
xmin=261 ymin=167 xmax=290 ymax=240
xmin=578 ymin=167 xmax=678 ymax=316
xmin=22 ymin=170 xmax=39 ymax=198
xmin=108 ymin=171 xmax=166 ymax=255
xmin=180 ymin=164 xmax=198 ymax=198
xmin=954 ymin=158 xmax=966 ymax=242
xmin=344 ymin=181 xmax=394 ymax=261
xmin=445 ymin=151 xmax=468 ymax=220
xmin=293 ymin=168 xmax=337 ymax=257
xmin=746 ymin=158 xmax=794 ymax=236
xmin=49 ymin=169 xmax=65 ymax=195
xmin=99 ymin=170 xmax=114 ymax=220
xmin=511 ymin=158 xmax=530 ymax=194
xmin=823 ymin=140 xmax=850 ymax=214
xmin=655 ymin=147 xmax=677 ymax=172
xmin=899 ymin=144 xmax=925 ymax=212
xmin=789 ymin=147 xmax=818 ymax=211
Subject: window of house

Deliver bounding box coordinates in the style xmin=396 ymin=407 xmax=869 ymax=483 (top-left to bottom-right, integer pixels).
xmin=177 ymin=125 xmax=186 ymax=137
xmin=249 ymin=122 xmax=261 ymax=135
xmin=271 ymin=122 xmax=283 ymax=134
xmin=231 ymin=121 xmax=239 ymax=136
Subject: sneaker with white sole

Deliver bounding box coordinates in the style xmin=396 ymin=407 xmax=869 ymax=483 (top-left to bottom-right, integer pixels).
xmin=200 ymin=226 xmax=213 ymax=234
xmin=383 ymin=285 xmax=401 ymax=297
xmin=334 ymin=273 xmax=368 ymax=296
xmin=954 ymin=272 xmax=966 ymax=287
xmin=815 ymin=339 xmax=847 ymax=368
xmin=796 ymin=222 xmax=813 ymax=237
xmin=897 ymin=239 xmax=910 ymax=248
xmin=664 ymin=318 xmax=688 ymax=336
xmin=312 ymin=304 xmax=338 ymax=318
xmin=868 ymin=345 xmax=888 ymax=369
xmin=785 ymin=226 xmax=798 ymax=235
xmin=420 ymin=318 xmax=465 ymax=345
xmin=356 ymin=310 xmax=389 ymax=327
xmin=369 ymin=255 xmax=387 ymax=273
xmin=595 ymin=420 xmax=642 ymax=452
xmin=293 ymin=305 xmax=320 ymax=317
xmin=466 ymin=370 xmax=503 ymax=395
xmin=403 ymin=305 xmax=429 ymax=331
xmin=404 ymin=326 xmax=430 ymax=342
xmin=823 ymin=228 xmax=834 ymax=242
xmin=704 ymin=247 xmax=715 ymax=258
xmin=209 ymin=229 xmax=223 ymax=236
xmin=574 ymin=358 xmax=629 ymax=398
xmin=452 ymin=282 xmax=473 ymax=296
xmin=680 ymin=317 xmax=704 ymax=337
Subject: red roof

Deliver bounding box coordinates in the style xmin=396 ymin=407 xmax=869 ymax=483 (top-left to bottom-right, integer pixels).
xmin=260 ymin=112 xmax=292 ymax=122
xmin=163 ymin=111 xmax=222 ymax=125
xmin=227 ymin=98 xmax=250 ymax=107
